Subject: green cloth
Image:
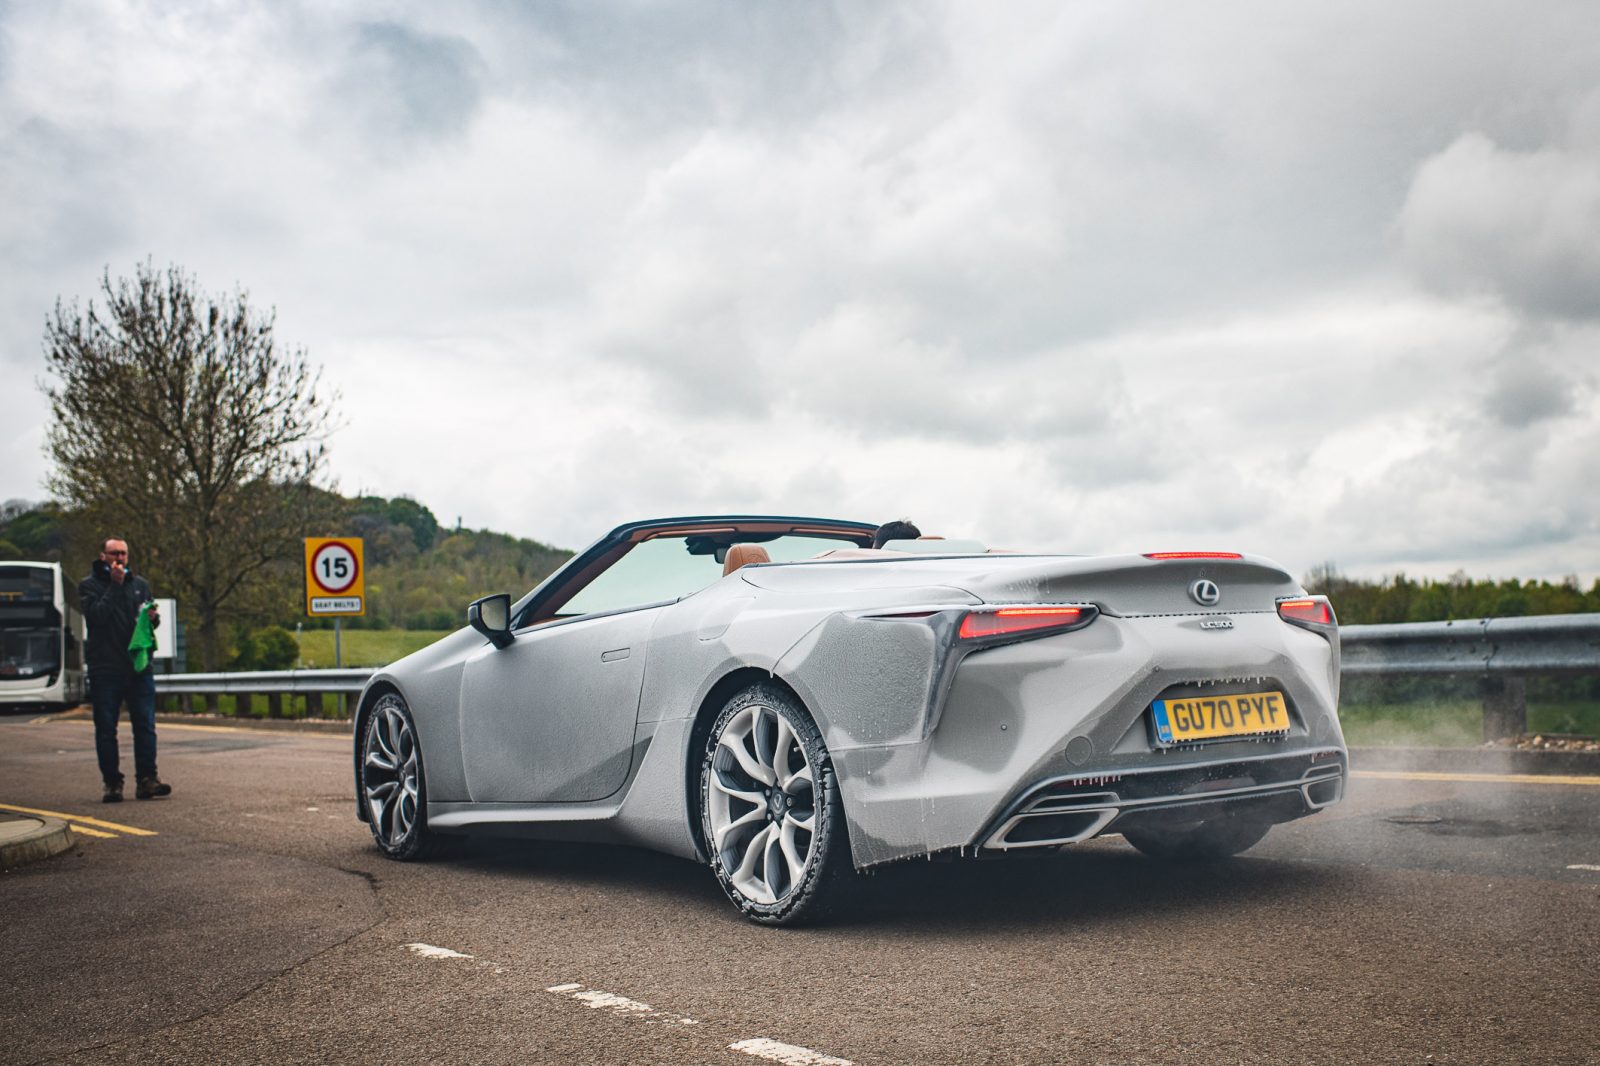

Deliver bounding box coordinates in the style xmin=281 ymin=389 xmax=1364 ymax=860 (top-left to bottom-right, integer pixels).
xmin=128 ymin=602 xmax=157 ymax=673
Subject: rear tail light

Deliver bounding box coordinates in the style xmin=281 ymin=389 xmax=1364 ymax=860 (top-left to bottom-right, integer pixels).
xmin=1277 ymin=597 xmax=1335 ymax=627
xmin=1144 ymin=551 xmax=1243 ymax=560
xmin=959 ymin=605 xmax=1097 ymax=641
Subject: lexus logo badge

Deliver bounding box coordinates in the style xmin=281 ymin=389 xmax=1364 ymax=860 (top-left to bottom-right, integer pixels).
xmin=1190 ymin=579 xmax=1221 ymax=606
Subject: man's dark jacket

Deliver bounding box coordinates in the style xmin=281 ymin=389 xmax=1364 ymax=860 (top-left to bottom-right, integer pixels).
xmin=79 ymin=564 xmax=155 ymax=677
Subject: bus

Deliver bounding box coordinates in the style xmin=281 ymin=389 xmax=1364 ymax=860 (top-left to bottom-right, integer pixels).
xmin=0 ymin=561 xmax=86 ymax=712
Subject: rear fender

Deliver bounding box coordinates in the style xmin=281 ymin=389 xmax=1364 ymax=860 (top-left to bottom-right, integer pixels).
xmin=774 ymin=609 xmax=954 ymax=750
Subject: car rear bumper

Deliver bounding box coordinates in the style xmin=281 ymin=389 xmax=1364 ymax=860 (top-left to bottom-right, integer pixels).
xmin=980 ymin=748 xmax=1346 ymax=850
xmin=825 ymin=611 xmax=1346 ymax=868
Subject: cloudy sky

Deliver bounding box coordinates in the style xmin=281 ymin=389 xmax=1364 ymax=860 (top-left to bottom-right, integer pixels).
xmin=2 ymin=1 xmax=1597 ymax=582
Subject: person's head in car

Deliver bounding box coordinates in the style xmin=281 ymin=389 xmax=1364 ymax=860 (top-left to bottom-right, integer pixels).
xmin=872 ymin=519 xmax=922 ymax=549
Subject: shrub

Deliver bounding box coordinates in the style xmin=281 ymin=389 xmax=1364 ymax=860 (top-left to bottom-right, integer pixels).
xmin=253 ymin=625 xmax=300 ymax=671
xmin=228 ymin=627 xmax=259 ymax=670
xmin=407 ymin=608 xmax=457 ymax=630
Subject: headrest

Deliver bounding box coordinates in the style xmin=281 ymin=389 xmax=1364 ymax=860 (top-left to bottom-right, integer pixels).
xmin=723 ymin=543 xmax=771 ymax=576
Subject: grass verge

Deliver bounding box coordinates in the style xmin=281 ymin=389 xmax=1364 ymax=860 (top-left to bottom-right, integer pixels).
xmin=293 ymin=629 xmax=450 ymax=669
xmin=1339 ymin=700 xmax=1600 ymax=746
xmin=159 ymin=692 xmax=356 ymax=720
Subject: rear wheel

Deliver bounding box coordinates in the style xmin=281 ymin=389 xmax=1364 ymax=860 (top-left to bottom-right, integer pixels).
xmin=361 ymin=693 xmax=447 ymax=860
xmin=1123 ymin=813 xmax=1272 ymax=861
xmin=700 ymin=684 xmax=850 ymax=926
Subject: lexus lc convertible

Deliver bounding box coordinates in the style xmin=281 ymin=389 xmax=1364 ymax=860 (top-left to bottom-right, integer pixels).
xmin=354 ymin=515 xmax=1346 ymax=925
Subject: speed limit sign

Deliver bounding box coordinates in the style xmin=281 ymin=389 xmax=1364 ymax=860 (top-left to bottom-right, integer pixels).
xmin=305 ymin=537 xmax=365 ymax=616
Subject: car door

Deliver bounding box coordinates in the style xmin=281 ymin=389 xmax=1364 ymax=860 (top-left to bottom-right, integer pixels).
xmin=457 ymin=605 xmax=658 ymax=804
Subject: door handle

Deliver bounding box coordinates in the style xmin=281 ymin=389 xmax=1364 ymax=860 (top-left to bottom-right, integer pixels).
xmin=600 ymin=647 xmax=630 ymax=663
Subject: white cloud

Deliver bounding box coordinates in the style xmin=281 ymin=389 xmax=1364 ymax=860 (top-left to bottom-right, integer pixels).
xmin=3 ymin=0 xmax=1600 ymax=587
xmin=1399 ymin=123 xmax=1600 ymax=319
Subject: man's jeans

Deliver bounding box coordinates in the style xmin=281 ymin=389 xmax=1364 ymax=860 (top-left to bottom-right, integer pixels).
xmin=89 ymin=670 xmax=157 ymax=784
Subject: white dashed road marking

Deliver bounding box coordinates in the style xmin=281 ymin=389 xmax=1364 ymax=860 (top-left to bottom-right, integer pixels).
xmin=403 ymin=943 xmax=474 ymax=959
xmin=416 ymin=956 xmax=850 ymax=1060
xmin=545 ymin=983 xmax=698 ymax=1024
xmin=729 ymin=1037 xmax=855 ymax=1066
xmin=1567 ymin=864 xmax=1600 ymax=872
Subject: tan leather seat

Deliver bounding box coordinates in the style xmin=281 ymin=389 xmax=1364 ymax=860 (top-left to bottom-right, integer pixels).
xmin=723 ymin=543 xmax=771 ymax=575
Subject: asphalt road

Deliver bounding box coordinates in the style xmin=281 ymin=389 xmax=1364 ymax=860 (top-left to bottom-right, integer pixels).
xmin=3 ymin=715 xmax=1597 ymax=1065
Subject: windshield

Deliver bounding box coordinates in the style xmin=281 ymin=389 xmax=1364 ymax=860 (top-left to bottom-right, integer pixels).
xmin=556 ymin=533 xmax=861 ymax=618
xmin=0 ymin=565 xmax=54 ymax=603
xmin=0 ymin=626 xmax=59 ymax=680
xmin=0 ymin=568 xmax=65 ymax=680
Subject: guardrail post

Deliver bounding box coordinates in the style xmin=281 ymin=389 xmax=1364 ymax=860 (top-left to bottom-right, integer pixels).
xmin=267 ymin=692 xmax=283 ymax=719
xmin=1481 ymin=676 xmax=1527 ymax=742
xmin=306 ymin=691 xmax=324 ymax=717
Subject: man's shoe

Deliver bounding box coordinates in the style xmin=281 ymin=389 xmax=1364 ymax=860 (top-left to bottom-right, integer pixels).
xmin=102 ymin=780 xmax=123 ymax=803
xmin=135 ymin=776 xmax=172 ymax=800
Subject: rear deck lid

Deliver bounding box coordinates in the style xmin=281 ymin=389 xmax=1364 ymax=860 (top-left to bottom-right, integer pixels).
xmin=739 ymin=552 xmax=1300 ymax=615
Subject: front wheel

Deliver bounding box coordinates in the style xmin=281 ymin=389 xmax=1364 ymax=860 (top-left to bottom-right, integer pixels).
xmin=700 ymin=684 xmax=851 ymax=926
xmin=1122 ymin=813 xmax=1272 ymax=861
xmin=361 ymin=693 xmax=446 ymax=860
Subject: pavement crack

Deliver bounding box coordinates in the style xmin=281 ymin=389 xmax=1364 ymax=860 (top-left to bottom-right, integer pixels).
xmin=337 ymin=864 xmax=382 ymax=889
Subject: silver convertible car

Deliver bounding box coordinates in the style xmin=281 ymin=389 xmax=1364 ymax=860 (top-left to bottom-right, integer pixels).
xmin=354 ymin=515 xmax=1346 ymax=925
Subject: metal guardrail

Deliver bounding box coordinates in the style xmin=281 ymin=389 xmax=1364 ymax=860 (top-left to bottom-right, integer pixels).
xmin=156 ymin=668 xmax=374 ymax=695
xmin=1340 ymin=614 xmax=1600 ymax=677
xmin=156 ymin=668 xmax=373 ymax=718
xmin=155 ymin=613 xmax=1600 ymax=739
xmin=1340 ymin=613 xmax=1600 ymax=740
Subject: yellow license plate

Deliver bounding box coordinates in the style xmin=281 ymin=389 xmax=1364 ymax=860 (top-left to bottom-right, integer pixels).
xmin=1151 ymin=690 xmax=1290 ymax=745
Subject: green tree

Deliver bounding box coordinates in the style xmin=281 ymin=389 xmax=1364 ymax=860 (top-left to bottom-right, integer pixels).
xmin=0 ymin=502 xmax=69 ymax=561
xmin=40 ymin=262 xmax=340 ymax=670
xmin=1303 ymin=566 xmax=1600 ymax=625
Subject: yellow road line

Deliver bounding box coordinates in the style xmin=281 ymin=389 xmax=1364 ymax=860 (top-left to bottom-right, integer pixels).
xmin=0 ymin=802 xmax=158 ymax=835
xmin=1352 ymin=769 xmax=1600 ymax=787
xmin=69 ymin=824 xmax=116 ymax=839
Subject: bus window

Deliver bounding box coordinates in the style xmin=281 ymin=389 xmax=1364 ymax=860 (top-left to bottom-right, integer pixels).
xmin=0 ymin=565 xmax=54 ymax=603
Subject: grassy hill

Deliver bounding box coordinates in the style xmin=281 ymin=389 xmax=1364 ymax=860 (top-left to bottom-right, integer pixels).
xmin=0 ymin=494 xmax=571 ymax=664
xmin=334 ymin=497 xmax=571 ymax=630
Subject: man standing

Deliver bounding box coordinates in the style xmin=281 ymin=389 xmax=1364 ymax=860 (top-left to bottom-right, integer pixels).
xmin=79 ymin=538 xmax=171 ymax=803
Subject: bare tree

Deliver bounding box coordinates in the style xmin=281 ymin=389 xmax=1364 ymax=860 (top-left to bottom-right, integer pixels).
xmin=41 ymin=262 xmax=340 ymax=669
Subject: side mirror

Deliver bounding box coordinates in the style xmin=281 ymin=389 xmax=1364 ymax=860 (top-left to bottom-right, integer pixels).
xmin=468 ymin=593 xmax=515 ymax=649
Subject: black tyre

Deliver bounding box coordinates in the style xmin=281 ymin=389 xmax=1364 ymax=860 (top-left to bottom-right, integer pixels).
xmin=1123 ymin=812 xmax=1272 ymax=861
xmin=360 ymin=693 xmax=447 ymax=860
xmin=699 ymin=683 xmax=852 ymax=926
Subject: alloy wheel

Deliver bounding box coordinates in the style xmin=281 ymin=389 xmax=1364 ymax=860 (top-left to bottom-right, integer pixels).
xmin=364 ymin=700 xmax=420 ymax=848
xmin=706 ymin=702 xmax=817 ymax=904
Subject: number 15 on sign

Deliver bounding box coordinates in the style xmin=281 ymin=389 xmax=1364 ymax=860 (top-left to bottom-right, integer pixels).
xmin=305 ymin=537 xmax=365 ymax=617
